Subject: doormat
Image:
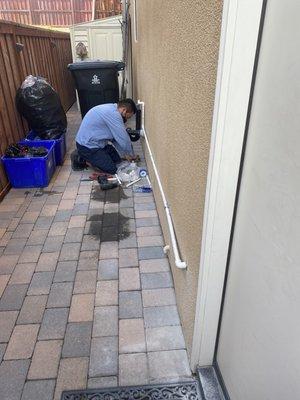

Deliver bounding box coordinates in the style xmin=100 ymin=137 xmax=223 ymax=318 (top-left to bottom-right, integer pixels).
xmin=61 ymin=380 xmax=202 ymax=400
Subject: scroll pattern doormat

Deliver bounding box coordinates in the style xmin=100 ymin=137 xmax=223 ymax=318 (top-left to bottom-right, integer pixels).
xmin=61 ymin=381 xmax=202 ymax=400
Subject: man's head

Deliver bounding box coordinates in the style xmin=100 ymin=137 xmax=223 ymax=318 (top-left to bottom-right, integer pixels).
xmin=117 ymin=98 xmax=137 ymax=121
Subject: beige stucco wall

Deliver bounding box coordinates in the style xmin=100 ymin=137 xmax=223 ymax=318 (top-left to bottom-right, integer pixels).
xmin=130 ymin=0 xmax=223 ymax=355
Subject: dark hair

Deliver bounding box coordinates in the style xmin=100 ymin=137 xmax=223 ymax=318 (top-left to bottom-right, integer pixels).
xmin=118 ymin=98 xmax=137 ymax=114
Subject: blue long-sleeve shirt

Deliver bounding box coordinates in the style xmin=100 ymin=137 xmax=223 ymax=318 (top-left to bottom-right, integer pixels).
xmin=75 ymin=103 xmax=133 ymax=156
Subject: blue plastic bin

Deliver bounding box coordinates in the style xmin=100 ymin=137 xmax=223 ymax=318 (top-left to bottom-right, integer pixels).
xmin=24 ymin=130 xmax=66 ymax=165
xmin=2 ymin=141 xmax=56 ymax=188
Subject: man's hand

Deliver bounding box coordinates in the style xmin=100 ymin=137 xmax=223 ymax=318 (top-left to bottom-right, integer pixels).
xmin=124 ymin=155 xmax=133 ymax=162
xmin=123 ymin=154 xmax=140 ymax=162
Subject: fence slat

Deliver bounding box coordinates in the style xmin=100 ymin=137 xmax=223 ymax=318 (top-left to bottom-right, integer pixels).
xmin=0 ymin=1 xmax=121 ymax=26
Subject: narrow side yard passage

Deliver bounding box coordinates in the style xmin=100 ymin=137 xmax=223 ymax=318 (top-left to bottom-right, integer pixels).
xmin=0 ymin=105 xmax=191 ymax=400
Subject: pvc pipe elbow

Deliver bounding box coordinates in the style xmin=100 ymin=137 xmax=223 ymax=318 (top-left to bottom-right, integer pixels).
xmin=175 ymin=260 xmax=187 ymax=269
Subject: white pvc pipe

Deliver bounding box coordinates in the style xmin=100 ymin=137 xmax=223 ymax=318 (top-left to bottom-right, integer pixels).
xmin=137 ymin=100 xmax=187 ymax=269
xmin=92 ymin=0 xmax=96 ymax=20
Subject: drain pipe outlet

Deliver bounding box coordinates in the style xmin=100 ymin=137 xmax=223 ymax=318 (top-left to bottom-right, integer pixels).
xmin=137 ymin=100 xmax=187 ymax=270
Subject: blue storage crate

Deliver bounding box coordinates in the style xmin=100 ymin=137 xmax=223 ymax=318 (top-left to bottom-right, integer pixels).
xmin=24 ymin=130 xmax=66 ymax=165
xmin=2 ymin=141 xmax=56 ymax=188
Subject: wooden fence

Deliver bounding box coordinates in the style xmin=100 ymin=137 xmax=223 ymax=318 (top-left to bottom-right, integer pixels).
xmin=0 ymin=20 xmax=76 ymax=198
xmin=0 ymin=0 xmax=122 ymax=26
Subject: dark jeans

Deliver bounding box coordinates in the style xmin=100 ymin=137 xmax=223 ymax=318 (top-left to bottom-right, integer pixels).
xmin=76 ymin=142 xmax=121 ymax=174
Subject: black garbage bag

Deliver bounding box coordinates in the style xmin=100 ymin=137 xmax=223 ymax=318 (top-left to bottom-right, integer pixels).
xmin=16 ymin=75 xmax=67 ymax=139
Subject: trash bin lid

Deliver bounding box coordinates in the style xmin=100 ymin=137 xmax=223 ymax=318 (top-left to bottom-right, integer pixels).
xmin=68 ymin=60 xmax=125 ymax=71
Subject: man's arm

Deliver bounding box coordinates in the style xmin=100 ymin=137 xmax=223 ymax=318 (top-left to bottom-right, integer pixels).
xmin=103 ymin=110 xmax=134 ymax=156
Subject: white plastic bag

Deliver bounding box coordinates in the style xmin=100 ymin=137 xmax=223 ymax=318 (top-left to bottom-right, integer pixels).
xmin=117 ymin=161 xmax=140 ymax=183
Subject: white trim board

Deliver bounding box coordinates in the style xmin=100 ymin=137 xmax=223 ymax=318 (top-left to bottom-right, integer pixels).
xmin=190 ymin=0 xmax=264 ymax=370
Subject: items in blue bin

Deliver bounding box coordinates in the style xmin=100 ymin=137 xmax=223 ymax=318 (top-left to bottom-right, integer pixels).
xmin=24 ymin=130 xmax=66 ymax=166
xmin=5 ymin=144 xmax=48 ymax=158
xmin=16 ymin=75 xmax=67 ymax=140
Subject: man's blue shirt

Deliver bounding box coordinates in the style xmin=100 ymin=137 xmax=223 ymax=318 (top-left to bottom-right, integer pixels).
xmin=75 ymin=103 xmax=133 ymax=156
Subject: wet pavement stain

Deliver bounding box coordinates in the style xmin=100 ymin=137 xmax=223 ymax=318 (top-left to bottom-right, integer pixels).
xmin=91 ymin=185 xmax=129 ymax=203
xmin=33 ymin=189 xmax=61 ymax=197
xmin=88 ymin=184 xmax=132 ymax=241
xmin=91 ymin=186 xmax=105 ymax=201
xmin=87 ymin=214 xmax=103 ymax=221
xmin=86 ymin=221 xmax=102 ymax=236
xmin=87 ymin=211 xmax=131 ymax=242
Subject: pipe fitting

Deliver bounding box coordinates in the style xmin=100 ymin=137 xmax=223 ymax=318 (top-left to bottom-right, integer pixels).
xmin=163 ymin=245 xmax=170 ymax=254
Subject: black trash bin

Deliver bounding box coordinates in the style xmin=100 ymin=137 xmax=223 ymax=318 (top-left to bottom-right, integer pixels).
xmin=68 ymin=60 xmax=125 ymax=118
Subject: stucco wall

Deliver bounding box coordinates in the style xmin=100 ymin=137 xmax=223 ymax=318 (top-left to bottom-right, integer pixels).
xmin=130 ymin=0 xmax=223 ymax=354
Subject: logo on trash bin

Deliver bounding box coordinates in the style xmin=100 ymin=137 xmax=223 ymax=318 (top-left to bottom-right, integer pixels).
xmin=91 ymin=74 xmax=101 ymax=85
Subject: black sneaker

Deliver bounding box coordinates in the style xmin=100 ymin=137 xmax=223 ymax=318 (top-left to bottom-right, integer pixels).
xmin=71 ymin=149 xmax=87 ymax=171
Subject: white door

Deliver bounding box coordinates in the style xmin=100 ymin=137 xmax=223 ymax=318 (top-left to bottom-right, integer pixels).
xmin=89 ymin=26 xmax=122 ymax=60
xmin=216 ymin=1 xmax=300 ymax=399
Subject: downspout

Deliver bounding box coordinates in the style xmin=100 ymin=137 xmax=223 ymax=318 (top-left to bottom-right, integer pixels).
xmin=137 ymin=100 xmax=187 ymax=270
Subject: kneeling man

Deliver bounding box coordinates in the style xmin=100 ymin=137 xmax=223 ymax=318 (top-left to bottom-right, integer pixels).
xmin=76 ymin=99 xmax=137 ymax=174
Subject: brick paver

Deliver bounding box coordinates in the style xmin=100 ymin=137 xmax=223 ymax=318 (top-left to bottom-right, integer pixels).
xmin=139 ymin=258 xmax=170 ymax=273
xmin=142 ymin=288 xmax=176 ymax=307
xmin=119 ymin=268 xmax=140 ymax=291
xmin=28 ymin=340 xmax=62 ymax=379
xmin=0 ymin=360 xmax=30 ymax=400
xmin=0 ymin=311 xmax=18 ymax=342
xmin=78 ymin=250 xmax=98 ymax=270
xmin=119 ymin=353 xmax=148 ymax=386
xmin=73 ymin=270 xmax=97 ymax=294
xmin=88 ymin=376 xmax=118 ymax=389
xmin=62 ymin=322 xmax=92 ymax=358
xmin=138 ymin=246 xmax=166 ymax=260
xmin=99 ymin=241 xmax=118 ymax=259
xmin=38 ymin=308 xmax=68 ymax=340
xmin=93 ymin=306 xmax=118 ymax=337
xmin=4 ymin=324 xmax=39 ymax=360
xmin=0 ymin=106 xmax=191 ymax=398
xmin=54 ymin=357 xmax=88 ymax=400
xmin=17 ymin=295 xmax=47 ymax=324
xmin=53 ymin=261 xmax=77 ymax=282
xmin=9 ymin=263 xmax=35 ymax=285
xmin=95 ymin=281 xmax=118 ymax=306
xmin=141 ymin=272 xmax=173 ymax=289
xmin=89 ymin=337 xmax=118 ymax=377
xmin=119 ymin=291 xmax=143 ymax=319
xmin=98 ymin=259 xmax=118 ymax=280
xmin=69 ymin=294 xmax=94 ymax=322
xmin=148 ymin=350 xmax=191 ymax=382
xmin=47 ymin=282 xmax=73 ymax=308
xmin=21 ymin=380 xmax=56 ymax=400
xmin=27 ymin=272 xmax=54 ymax=295
xmin=36 ymin=252 xmax=59 ymax=272
xmin=0 ymin=275 xmax=10 ymax=297
xmin=143 ymin=305 xmax=181 ymax=328
xmin=0 ymin=284 xmax=28 ymax=311
xmin=145 ymin=326 xmax=185 ymax=351
xmin=119 ymin=248 xmax=138 ymax=267
xmin=0 ymin=254 xmax=19 ymax=274
xmin=119 ymin=319 xmax=146 ymax=353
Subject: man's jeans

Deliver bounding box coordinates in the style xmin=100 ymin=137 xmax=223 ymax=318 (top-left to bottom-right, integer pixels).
xmin=76 ymin=143 xmax=121 ymax=174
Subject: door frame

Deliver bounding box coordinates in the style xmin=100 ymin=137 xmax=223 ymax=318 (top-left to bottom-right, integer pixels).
xmin=191 ymin=0 xmax=266 ymax=370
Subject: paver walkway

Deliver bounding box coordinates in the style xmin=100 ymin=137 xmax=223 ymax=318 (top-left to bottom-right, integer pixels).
xmin=0 ymin=104 xmax=191 ymax=400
